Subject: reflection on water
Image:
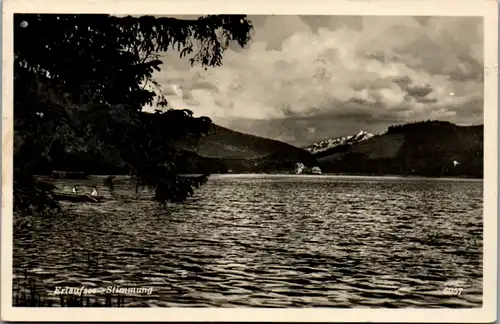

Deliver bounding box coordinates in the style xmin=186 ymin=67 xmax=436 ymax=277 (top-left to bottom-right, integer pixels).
xmin=13 ymin=175 xmax=483 ymax=307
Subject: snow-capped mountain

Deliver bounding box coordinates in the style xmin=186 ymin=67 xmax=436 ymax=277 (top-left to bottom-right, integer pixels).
xmin=304 ymin=130 xmax=375 ymax=155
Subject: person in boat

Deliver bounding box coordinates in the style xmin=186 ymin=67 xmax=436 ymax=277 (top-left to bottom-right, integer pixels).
xmin=103 ymin=175 xmax=115 ymax=192
xmin=72 ymin=185 xmax=80 ymax=194
xmin=90 ymin=186 xmax=99 ymax=197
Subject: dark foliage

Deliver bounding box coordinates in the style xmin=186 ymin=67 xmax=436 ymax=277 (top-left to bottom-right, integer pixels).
xmin=387 ymin=120 xmax=456 ymax=134
xmin=13 ymin=14 xmax=253 ymax=213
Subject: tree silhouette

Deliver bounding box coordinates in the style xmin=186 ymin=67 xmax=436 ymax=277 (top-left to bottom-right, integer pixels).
xmin=13 ymin=14 xmax=253 ymax=213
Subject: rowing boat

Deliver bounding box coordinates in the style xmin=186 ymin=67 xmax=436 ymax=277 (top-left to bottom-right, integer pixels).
xmin=52 ymin=192 xmax=104 ymax=203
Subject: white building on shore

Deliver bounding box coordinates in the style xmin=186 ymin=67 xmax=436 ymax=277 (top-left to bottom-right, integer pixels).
xmin=295 ymin=162 xmax=305 ymax=174
xmin=311 ymin=166 xmax=322 ymax=175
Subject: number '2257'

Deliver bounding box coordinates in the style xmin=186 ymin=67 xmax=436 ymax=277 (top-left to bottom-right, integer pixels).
xmin=442 ymin=287 xmax=463 ymax=295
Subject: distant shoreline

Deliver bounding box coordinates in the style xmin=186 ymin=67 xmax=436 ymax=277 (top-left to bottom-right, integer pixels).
xmin=36 ymin=173 xmax=483 ymax=182
xmin=207 ymin=174 xmax=483 ymax=181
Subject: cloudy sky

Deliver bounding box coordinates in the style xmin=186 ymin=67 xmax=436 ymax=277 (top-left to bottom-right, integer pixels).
xmin=146 ymin=15 xmax=484 ymax=147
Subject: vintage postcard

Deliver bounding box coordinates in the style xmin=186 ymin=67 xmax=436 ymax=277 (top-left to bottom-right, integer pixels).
xmin=1 ymin=0 xmax=498 ymax=322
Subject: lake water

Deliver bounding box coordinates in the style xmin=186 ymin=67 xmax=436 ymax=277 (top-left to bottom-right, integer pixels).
xmin=13 ymin=175 xmax=483 ymax=308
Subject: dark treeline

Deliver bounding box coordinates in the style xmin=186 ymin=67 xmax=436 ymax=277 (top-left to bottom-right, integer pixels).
xmin=14 ymin=14 xmax=253 ymax=214
xmin=387 ymin=120 xmax=459 ymax=134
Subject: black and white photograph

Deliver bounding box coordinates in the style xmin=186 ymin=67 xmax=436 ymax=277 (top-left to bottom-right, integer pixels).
xmin=2 ymin=0 xmax=498 ymax=322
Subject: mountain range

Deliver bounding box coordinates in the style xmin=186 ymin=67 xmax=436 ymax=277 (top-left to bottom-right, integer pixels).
xmin=39 ymin=119 xmax=483 ymax=178
xmin=179 ymin=120 xmax=483 ymax=178
xmin=303 ymin=130 xmax=375 ymax=155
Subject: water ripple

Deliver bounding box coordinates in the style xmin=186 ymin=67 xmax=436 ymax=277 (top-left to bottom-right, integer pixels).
xmin=13 ymin=175 xmax=483 ymax=307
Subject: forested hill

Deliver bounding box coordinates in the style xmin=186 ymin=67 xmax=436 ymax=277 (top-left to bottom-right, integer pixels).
xmin=173 ymin=123 xmax=317 ymax=173
xmin=315 ymin=121 xmax=483 ymax=178
xmin=174 ymin=123 xmax=312 ymax=158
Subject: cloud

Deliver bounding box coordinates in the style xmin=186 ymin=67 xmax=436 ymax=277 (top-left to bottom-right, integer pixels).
xmin=146 ymin=15 xmax=483 ymax=144
xmin=403 ymin=84 xmax=434 ymax=102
